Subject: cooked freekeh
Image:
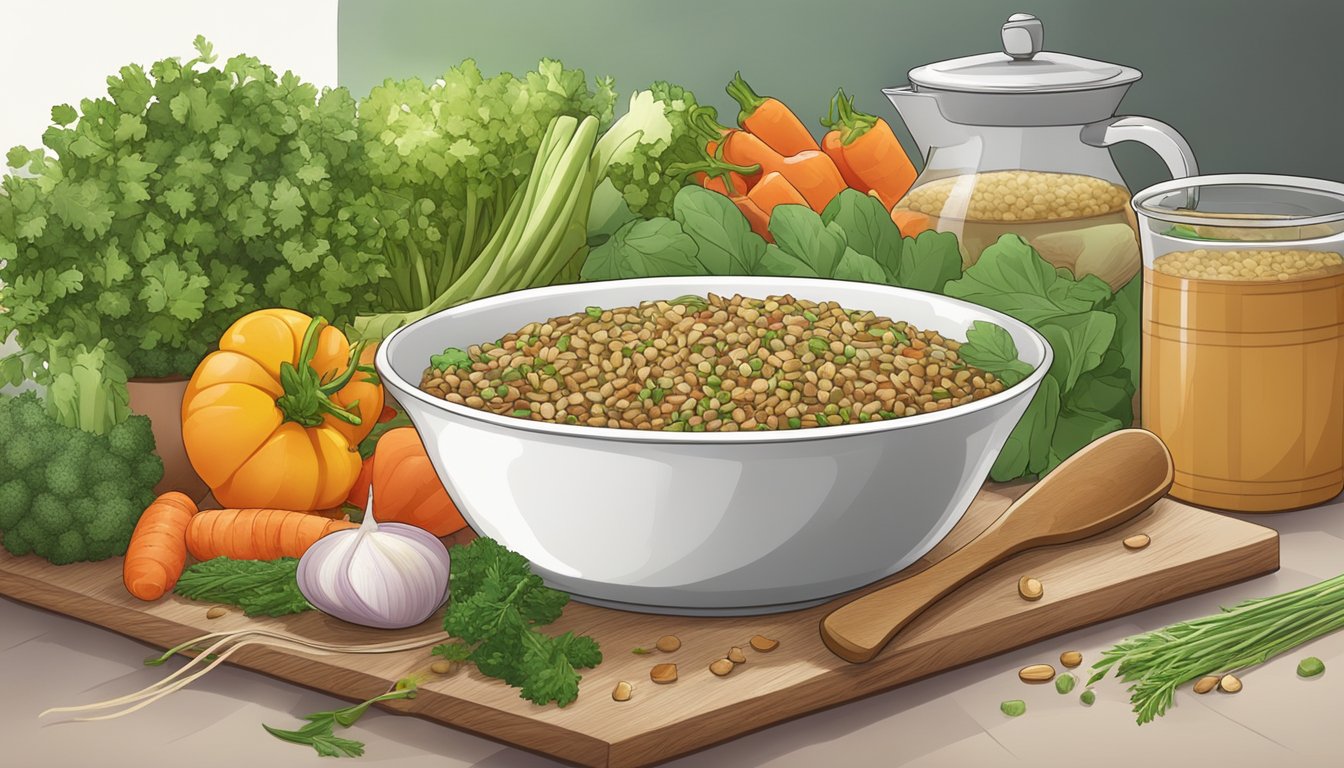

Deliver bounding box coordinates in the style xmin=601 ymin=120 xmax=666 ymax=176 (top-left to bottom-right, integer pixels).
xmin=419 ymin=293 xmax=1009 ymax=432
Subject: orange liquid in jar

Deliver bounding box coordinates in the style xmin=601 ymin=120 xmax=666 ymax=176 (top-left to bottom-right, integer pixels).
xmin=1142 ymin=249 xmax=1344 ymax=511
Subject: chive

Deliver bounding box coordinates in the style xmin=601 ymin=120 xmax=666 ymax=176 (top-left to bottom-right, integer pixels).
xmin=839 ymin=407 xmax=851 ymax=421
xmin=692 ymin=344 xmax=705 ymax=354
xmin=779 ymin=380 xmax=794 ymax=391
xmin=480 ymin=387 xmax=497 ymax=399
xmin=690 ymin=423 xmax=706 ymax=432
xmin=585 ymin=306 xmax=602 ymax=318
xmin=787 ymin=417 xmax=802 ymax=429
xmin=542 ymin=364 xmax=557 ymax=376
xmin=512 ymin=409 xmax=532 ymax=417
xmin=932 ymin=387 xmax=951 ymax=400
xmin=834 ymin=355 xmax=848 ymax=365
xmin=477 ymin=354 xmax=491 ymax=364
xmin=844 ymin=344 xmax=856 ymax=358
xmin=859 ymin=411 xmax=871 ymax=422
xmin=715 ymin=391 xmax=731 ymax=404
xmin=814 ymin=414 xmax=827 ymax=427
xmin=637 ymin=388 xmax=651 ymax=401
xmin=622 ymin=346 xmax=634 ymax=357
xmin=803 ymin=310 xmax=818 ymax=322
xmin=879 ymin=410 xmax=899 ymax=419
xmin=556 ymin=335 xmax=571 ymax=351
xmin=808 ymin=337 xmax=828 ymax=355
xmin=699 ymin=396 xmax=715 ymax=409
xmin=501 ymin=368 xmax=522 ymax=382
xmin=664 ymin=422 xmax=686 ymax=432
xmin=706 ymin=375 xmax=722 ymax=389
xmin=519 ymin=363 xmax=534 ymax=375
xmin=756 ymin=424 xmax=770 ymax=430
xmin=651 ymin=388 xmax=665 ymax=404
xmin=749 ymin=358 xmax=764 ymax=371
xmin=763 ymin=330 xmax=778 ymax=343
xmin=823 ymin=403 xmax=838 ymax=416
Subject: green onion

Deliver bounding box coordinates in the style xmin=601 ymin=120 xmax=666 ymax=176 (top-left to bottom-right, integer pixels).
xmin=501 ymin=368 xmax=522 ymax=382
xmin=807 ymin=337 xmax=828 ymax=355
xmin=585 ymin=306 xmax=602 ymax=318
xmin=749 ymin=358 xmax=764 ymax=372
xmin=787 ymin=417 xmax=802 ymax=429
xmin=803 ymin=310 xmax=818 ymax=322
xmin=512 ymin=409 xmax=532 ymax=417
xmin=1090 ymin=571 xmax=1344 ymax=724
xmin=932 ymin=387 xmax=951 ymax=400
xmin=556 ymin=335 xmax=571 ymax=352
xmin=814 ymin=414 xmax=827 ymax=427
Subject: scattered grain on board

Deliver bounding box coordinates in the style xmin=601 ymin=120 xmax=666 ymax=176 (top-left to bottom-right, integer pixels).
xmin=1122 ymin=533 xmax=1151 ymax=550
xmin=710 ymin=659 xmax=735 ymax=677
xmin=612 ymin=681 xmax=633 ymax=701
xmin=750 ymin=634 xmax=779 ymax=652
xmin=1080 ymin=690 xmax=1096 ymax=706
xmin=1297 ymin=657 xmax=1325 ymax=678
xmin=205 ymin=606 xmax=227 ymax=620
xmin=1019 ymin=664 xmax=1056 ymax=683
xmin=430 ymin=661 xmax=455 ymax=675
xmin=1018 ymin=576 xmax=1044 ymax=601
xmin=1219 ymin=674 xmax=1243 ymax=693
xmin=1055 ymin=673 xmax=1076 ymax=694
xmin=728 ymin=646 xmax=747 ymax=664
xmin=1193 ymin=675 xmax=1221 ymax=694
xmin=1000 ymin=699 xmax=1027 ymax=717
xmin=650 ymin=663 xmax=678 ymax=684
xmin=656 ymin=634 xmax=681 ymax=653
xmin=1060 ymin=651 xmax=1083 ymax=668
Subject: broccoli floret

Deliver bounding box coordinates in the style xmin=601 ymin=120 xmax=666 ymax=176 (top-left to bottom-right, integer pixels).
xmin=0 ymin=479 xmax=30 ymax=529
xmin=48 ymin=530 xmax=86 ymax=565
xmin=0 ymin=392 xmax=158 ymax=564
xmin=107 ymin=415 xmax=156 ymax=460
xmin=45 ymin=450 xmax=87 ymax=498
xmin=133 ymin=454 xmax=164 ymax=488
xmin=3 ymin=517 xmax=42 ymax=556
xmin=31 ymin=493 xmax=73 ymax=535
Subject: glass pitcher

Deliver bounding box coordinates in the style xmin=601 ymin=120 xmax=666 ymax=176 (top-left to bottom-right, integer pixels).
xmin=885 ymin=12 xmax=1198 ymax=290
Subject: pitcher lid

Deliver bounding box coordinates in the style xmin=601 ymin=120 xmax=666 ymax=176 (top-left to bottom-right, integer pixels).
xmin=908 ymin=13 xmax=1141 ymax=94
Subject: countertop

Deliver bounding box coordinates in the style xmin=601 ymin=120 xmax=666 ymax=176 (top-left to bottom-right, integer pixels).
xmin=4 ymin=497 xmax=1344 ymax=768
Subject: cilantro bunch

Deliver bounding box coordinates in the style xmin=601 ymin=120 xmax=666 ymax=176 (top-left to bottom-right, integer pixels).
xmin=432 ymin=536 xmax=601 ymax=708
xmin=0 ymin=36 xmax=385 ymax=382
xmin=356 ymin=59 xmax=616 ymax=313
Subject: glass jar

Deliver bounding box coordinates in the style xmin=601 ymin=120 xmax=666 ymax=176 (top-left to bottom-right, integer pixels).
xmin=1134 ymin=174 xmax=1344 ymax=512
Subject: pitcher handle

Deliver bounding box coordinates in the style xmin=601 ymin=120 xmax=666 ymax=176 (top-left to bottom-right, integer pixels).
xmin=1080 ymin=116 xmax=1198 ymax=179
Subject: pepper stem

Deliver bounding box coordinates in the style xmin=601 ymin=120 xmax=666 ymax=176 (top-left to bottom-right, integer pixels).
xmin=274 ymin=316 xmax=367 ymax=429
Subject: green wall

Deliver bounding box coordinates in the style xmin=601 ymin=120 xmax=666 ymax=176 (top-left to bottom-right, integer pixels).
xmin=338 ymin=0 xmax=1343 ymax=192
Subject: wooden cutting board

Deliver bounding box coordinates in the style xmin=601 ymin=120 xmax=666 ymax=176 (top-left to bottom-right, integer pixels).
xmin=0 ymin=483 xmax=1278 ymax=768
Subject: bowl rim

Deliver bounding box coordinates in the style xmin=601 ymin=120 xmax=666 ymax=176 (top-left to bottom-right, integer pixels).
xmin=375 ymin=276 xmax=1054 ymax=445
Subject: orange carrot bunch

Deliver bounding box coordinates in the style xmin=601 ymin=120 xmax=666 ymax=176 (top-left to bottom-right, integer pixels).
xmin=687 ymin=76 xmax=922 ymax=240
xmin=820 ymin=88 xmax=918 ymax=210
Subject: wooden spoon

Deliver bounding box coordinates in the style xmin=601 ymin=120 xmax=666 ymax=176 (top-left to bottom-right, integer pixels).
xmin=819 ymin=429 xmax=1174 ymax=664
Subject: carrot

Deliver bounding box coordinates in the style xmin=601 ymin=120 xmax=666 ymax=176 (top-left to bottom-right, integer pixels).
xmin=346 ymin=455 xmax=376 ymax=508
xmin=697 ymin=169 xmax=756 ymax=196
xmin=822 ymin=129 xmax=863 ymax=191
xmin=821 ymin=89 xmax=918 ymax=208
xmin=123 ymin=492 xmax=198 ymax=601
xmin=748 ymin=172 xmax=810 ymax=217
xmin=890 ymin=208 xmax=933 ymax=237
xmin=734 ymin=196 xmax=773 ymax=242
xmin=726 ymin=72 xmax=818 ymax=156
xmin=185 ymin=508 xmax=358 ymax=561
xmin=722 ymin=131 xmax=846 ymax=213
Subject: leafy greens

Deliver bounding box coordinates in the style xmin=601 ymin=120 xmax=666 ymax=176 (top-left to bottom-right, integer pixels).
xmin=432 ymin=536 xmax=601 ymax=707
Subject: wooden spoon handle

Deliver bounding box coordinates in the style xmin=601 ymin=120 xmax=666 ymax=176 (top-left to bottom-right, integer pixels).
xmin=820 ymin=430 xmax=1174 ymax=664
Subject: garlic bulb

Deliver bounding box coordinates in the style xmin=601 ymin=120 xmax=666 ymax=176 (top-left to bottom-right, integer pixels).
xmin=296 ymin=490 xmax=451 ymax=629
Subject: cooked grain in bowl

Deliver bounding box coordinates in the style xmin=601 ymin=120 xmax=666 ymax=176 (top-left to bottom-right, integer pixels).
xmin=418 ymin=293 xmax=1011 ymax=432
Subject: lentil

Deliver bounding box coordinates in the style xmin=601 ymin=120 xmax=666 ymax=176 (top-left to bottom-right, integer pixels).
xmin=420 ymin=294 xmax=1010 ymax=432
xmin=901 ymin=171 xmax=1130 ymax=223
xmin=1152 ymin=248 xmax=1344 ymax=281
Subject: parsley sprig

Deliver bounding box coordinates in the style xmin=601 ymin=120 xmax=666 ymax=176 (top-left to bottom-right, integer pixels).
xmin=263 ymin=679 xmax=418 ymax=757
xmin=432 ymin=537 xmax=601 ymax=707
xmin=173 ymin=557 xmax=312 ymax=617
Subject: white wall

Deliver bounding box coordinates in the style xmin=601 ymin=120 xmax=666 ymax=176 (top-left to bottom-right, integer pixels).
xmin=0 ymin=0 xmax=339 ymax=394
xmin=0 ymin=0 xmax=339 ymax=154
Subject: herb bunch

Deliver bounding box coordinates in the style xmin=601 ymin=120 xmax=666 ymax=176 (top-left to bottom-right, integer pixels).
xmin=0 ymin=36 xmax=386 ymax=382
xmin=263 ymin=679 xmax=418 ymax=757
xmin=174 ymin=556 xmax=312 ymax=617
xmin=432 ymin=536 xmax=601 ymax=707
xmin=1089 ymin=572 xmax=1344 ymax=723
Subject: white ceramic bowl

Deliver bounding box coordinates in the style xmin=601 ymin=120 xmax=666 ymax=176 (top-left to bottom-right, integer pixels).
xmin=376 ymin=277 xmax=1051 ymax=615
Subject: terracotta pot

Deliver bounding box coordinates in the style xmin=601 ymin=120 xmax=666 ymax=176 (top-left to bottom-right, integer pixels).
xmin=127 ymin=377 xmax=211 ymax=503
